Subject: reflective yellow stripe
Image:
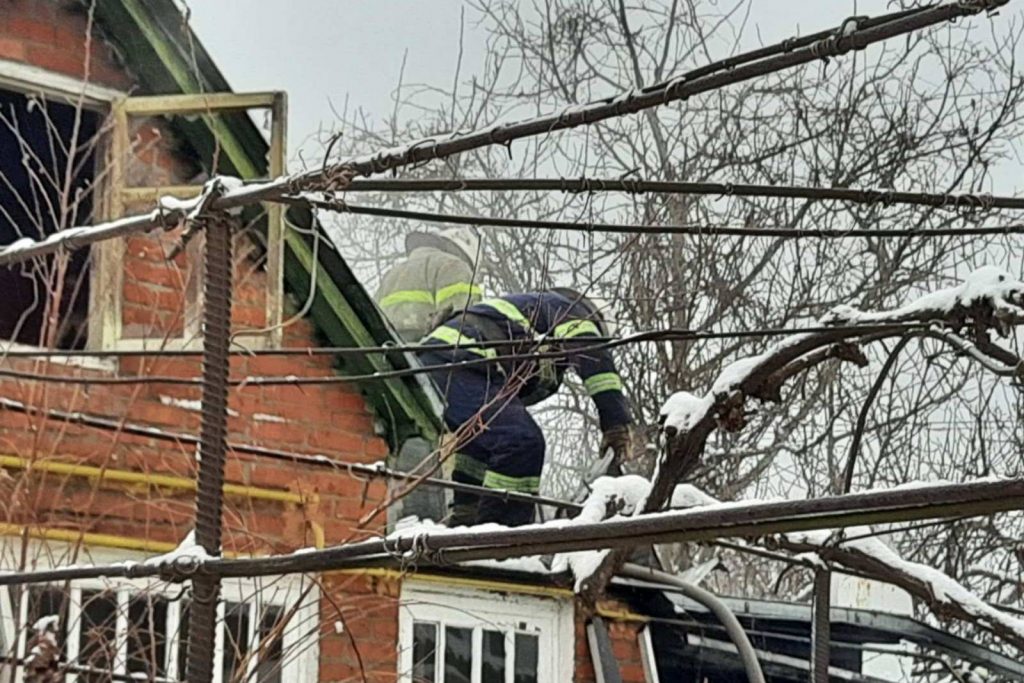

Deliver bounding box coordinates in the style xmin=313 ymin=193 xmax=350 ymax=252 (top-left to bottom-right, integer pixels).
xmin=553 ymin=319 xmax=600 ymax=338
xmin=436 ymin=282 xmax=483 ymax=305
xmin=426 ymin=326 xmax=497 ymax=358
xmin=584 ymin=372 xmax=623 ymax=396
xmin=453 ymin=452 xmax=487 ymax=481
xmin=479 ymin=298 xmax=534 ymax=334
xmin=379 ymin=290 xmax=435 ymax=308
xmin=482 ymin=471 xmax=541 ymax=493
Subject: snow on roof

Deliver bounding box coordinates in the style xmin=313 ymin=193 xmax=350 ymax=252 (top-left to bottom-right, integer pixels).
xmin=552 ymin=475 xmax=652 ymax=590
xmin=391 ymin=517 xmax=552 ymax=575
xmin=665 ymin=482 xmax=1024 ymax=643
xmin=392 ymin=476 xmax=656 ymax=589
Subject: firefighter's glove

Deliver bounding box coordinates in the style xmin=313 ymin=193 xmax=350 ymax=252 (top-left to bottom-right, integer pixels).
xmin=599 ymin=425 xmax=633 ymax=477
xmin=600 ymin=424 xmax=651 ymax=477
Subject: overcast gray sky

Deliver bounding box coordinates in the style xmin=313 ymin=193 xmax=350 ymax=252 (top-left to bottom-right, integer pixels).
xmin=187 ymin=2 xmax=887 ymax=156
xmin=185 ymin=1 xmax=1024 ymax=193
xmin=188 ymin=0 xmax=484 ymax=157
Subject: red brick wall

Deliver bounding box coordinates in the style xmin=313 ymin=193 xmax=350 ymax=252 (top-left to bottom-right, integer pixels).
xmin=0 ymin=7 xmax=646 ymax=683
xmin=575 ymin=610 xmax=649 ymax=683
xmin=0 ymin=0 xmax=132 ymax=90
xmin=0 ymin=5 xmax=404 ymax=681
xmin=319 ymin=574 xmax=401 ymax=683
xmin=0 ymin=0 xmax=392 ymax=546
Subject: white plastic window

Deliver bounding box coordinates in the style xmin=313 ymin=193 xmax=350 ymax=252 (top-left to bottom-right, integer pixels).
xmin=398 ymin=582 xmax=573 ymax=683
xmin=0 ymin=546 xmax=318 ymax=683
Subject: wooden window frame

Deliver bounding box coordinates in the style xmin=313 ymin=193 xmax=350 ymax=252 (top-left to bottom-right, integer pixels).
xmin=94 ymin=91 xmax=287 ymax=351
xmin=0 ymin=60 xmax=121 ymax=360
xmin=0 ymin=64 xmax=288 ymax=353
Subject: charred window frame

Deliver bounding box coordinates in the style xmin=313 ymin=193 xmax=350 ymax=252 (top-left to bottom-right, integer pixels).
xmin=0 ymin=68 xmax=113 ymax=350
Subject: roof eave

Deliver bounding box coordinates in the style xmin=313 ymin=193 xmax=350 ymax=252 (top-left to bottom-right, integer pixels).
xmin=89 ymin=0 xmax=440 ymax=446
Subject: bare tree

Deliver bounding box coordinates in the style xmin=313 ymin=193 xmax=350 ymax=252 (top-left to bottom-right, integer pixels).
xmin=320 ymin=0 xmax=1024 ymax=655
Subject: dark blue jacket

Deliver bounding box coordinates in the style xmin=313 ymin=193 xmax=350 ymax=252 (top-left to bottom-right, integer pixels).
xmin=423 ymin=292 xmax=632 ymax=430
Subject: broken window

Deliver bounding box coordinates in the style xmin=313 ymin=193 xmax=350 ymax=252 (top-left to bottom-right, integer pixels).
xmin=95 ymin=92 xmax=287 ymax=350
xmin=177 ymin=596 xmax=296 ymax=682
xmin=0 ymin=89 xmax=99 ymax=349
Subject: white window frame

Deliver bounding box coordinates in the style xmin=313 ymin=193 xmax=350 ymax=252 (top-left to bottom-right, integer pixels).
xmin=0 ymin=542 xmax=319 ymax=683
xmin=0 ymin=59 xmax=122 ymax=362
xmin=0 ymin=58 xmax=124 ymax=110
xmin=398 ymin=581 xmax=574 ymax=683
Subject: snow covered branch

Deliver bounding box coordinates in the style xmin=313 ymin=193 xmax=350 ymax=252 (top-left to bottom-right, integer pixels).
xmin=774 ymin=530 xmax=1024 ymax=653
xmin=578 ymin=267 xmax=1024 ymax=604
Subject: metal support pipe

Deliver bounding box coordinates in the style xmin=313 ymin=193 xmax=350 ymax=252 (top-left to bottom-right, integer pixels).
xmin=811 ymin=569 xmax=832 ymax=682
xmin=185 ymin=217 xmax=233 ymax=683
xmin=620 ymin=564 xmax=766 ymax=683
xmin=587 ymin=616 xmax=624 ymax=683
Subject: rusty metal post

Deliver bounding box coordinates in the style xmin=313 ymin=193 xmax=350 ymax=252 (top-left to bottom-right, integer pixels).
xmin=810 ymin=569 xmax=831 ymax=683
xmin=185 ymin=216 xmax=233 ymax=683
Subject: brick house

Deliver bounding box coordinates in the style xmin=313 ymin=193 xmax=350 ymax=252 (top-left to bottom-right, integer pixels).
xmin=2 ymin=3 xmax=1022 ymax=683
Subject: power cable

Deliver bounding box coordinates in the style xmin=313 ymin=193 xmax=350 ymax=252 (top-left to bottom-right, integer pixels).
xmin=2 ymin=476 xmax=1022 ymax=586
xmin=0 ymin=1 xmax=1000 ymax=266
xmin=0 ymin=397 xmax=580 ymax=512
xmin=299 ymin=197 xmax=1024 ymax=239
xmin=0 ymin=322 xmax=926 ymax=386
xmin=345 ymin=177 xmax=1024 ymax=212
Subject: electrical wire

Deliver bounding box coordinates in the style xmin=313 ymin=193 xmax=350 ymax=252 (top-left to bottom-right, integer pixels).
xmin=298 ymin=197 xmax=1024 ymax=239
xmin=343 ymin=177 xmax=1024 ymax=211
xmin=0 ymin=1 xmax=995 ymax=267
xmin=0 ymin=322 xmax=926 ymax=386
xmin=0 ymin=322 xmax=923 ymax=359
xmin=2 ymin=476 xmax=1021 ymax=586
xmin=0 ymin=396 xmax=580 ymax=511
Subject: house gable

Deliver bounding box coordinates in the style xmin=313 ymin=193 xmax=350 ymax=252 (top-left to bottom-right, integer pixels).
xmin=85 ymin=0 xmax=441 ymax=449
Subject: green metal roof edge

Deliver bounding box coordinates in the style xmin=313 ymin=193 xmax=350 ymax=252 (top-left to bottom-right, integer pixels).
xmin=283 ymin=207 xmax=440 ymax=443
xmin=89 ymin=0 xmax=440 ymax=445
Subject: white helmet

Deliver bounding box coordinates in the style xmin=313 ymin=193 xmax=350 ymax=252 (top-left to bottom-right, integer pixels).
xmin=439 ymin=227 xmax=481 ymax=266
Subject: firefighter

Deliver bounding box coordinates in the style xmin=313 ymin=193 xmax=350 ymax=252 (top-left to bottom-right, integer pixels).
xmin=421 ymin=288 xmax=638 ymax=527
xmin=374 ymin=227 xmax=484 ymax=342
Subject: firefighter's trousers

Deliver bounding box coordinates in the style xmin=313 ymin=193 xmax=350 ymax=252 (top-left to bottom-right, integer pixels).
xmin=424 ymin=353 xmax=544 ymax=527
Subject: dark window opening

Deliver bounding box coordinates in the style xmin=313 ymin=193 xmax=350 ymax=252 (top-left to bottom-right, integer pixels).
xmin=127 ymin=594 xmax=169 ymax=678
xmin=482 ymin=629 xmax=507 ymax=682
xmin=255 ymin=605 xmax=285 ymax=683
xmin=443 ymin=626 xmax=472 ymax=683
xmin=0 ymin=88 xmax=99 ymax=349
xmin=222 ymin=600 xmax=250 ymax=682
xmin=78 ymin=589 xmax=118 ymax=682
xmin=514 ymin=633 xmax=539 ymax=683
xmin=411 ymin=621 xmax=438 ymax=682
xmin=177 ymin=600 xmax=191 ymax=679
